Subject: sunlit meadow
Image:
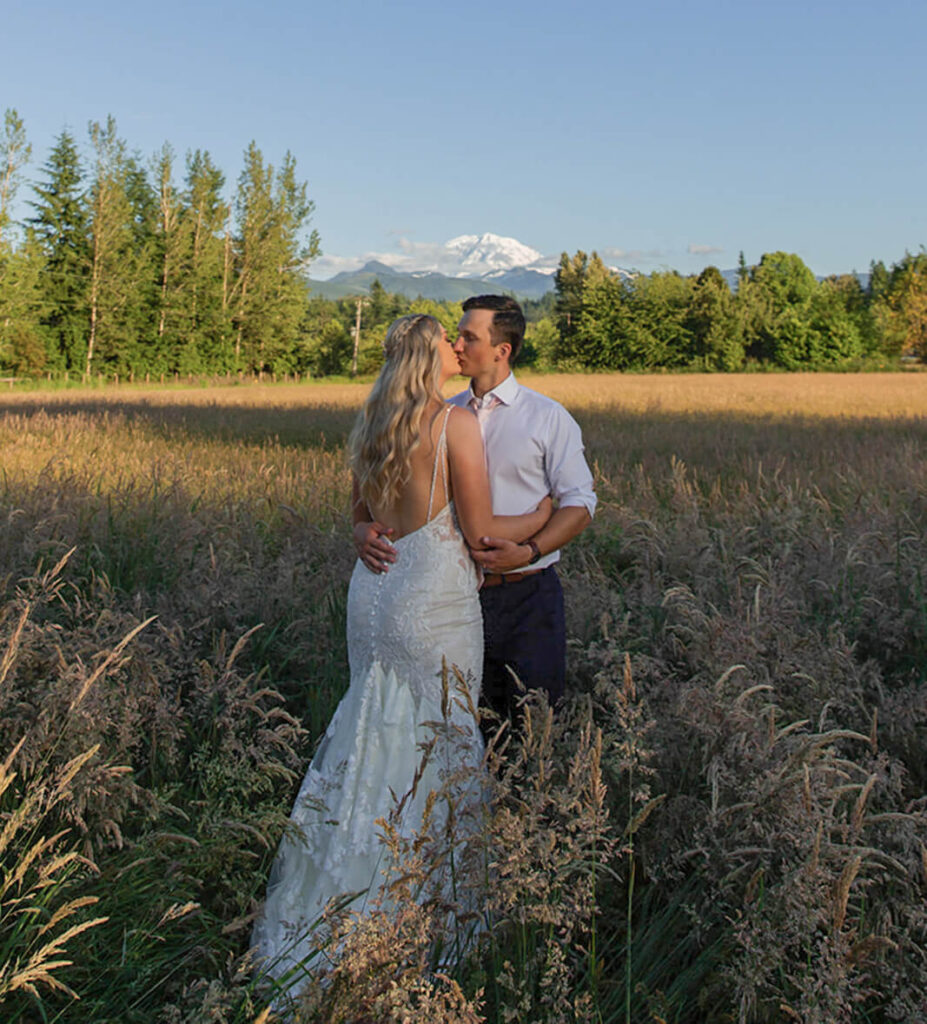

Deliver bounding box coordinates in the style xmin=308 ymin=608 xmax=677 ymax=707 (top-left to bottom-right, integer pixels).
xmin=2 ymin=372 xmax=926 ymax=1022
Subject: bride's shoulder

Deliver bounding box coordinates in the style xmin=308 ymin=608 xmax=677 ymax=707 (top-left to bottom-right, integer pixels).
xmin=445 ymin=404 xmax=480 ymax=446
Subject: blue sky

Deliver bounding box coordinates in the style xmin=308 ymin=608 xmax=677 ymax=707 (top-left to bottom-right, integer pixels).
xmin=3 ymin=0 xmax=925 ymax=278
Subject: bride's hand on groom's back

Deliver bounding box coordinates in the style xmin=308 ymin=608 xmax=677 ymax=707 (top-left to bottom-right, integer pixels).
xmin=354 ymin=520 xmax=397 ymax=574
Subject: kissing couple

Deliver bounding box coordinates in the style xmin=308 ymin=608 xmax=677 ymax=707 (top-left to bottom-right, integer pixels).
xmin=252 ymin=294 xmax=596 ymax=992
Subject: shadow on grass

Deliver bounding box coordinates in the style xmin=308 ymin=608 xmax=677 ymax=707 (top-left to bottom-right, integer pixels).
xmin=0 ymin=394 xmax=360 ymax=450
xmin=2 ymin=393 xmax=927 ymax=469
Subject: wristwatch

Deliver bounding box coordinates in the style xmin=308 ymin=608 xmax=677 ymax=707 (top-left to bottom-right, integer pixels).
xmin=525 ymin=539 xmax=542 ymax=565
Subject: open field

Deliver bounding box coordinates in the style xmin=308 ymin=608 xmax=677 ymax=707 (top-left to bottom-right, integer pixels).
xmin=6 ymin=368 xmax=927 ymax=415
xmin=2 ymin=373 xmax=926 ymax=1022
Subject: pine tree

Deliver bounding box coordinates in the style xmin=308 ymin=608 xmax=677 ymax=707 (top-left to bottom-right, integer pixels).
xmin=28 ymin=129 xmax=91 ymax=371
xmin=737 ymin=250 xmax=749 ymax=285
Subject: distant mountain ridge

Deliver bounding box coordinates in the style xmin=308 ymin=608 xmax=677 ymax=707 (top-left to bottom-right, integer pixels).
xmin=308 ymin=232 xmax=559 ymax=300
xmin=308 ymin=260 xmax=557 ymax=301
xmin=306 ymin=232 xmax=868 ymax=302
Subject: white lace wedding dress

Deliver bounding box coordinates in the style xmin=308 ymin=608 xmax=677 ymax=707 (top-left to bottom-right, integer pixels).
xmin=251 ymin=409 xmax=483 ymax=990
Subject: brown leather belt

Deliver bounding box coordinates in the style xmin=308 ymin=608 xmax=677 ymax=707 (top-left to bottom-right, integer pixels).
xmin=481 ymin=568 xmax=544 ymax=588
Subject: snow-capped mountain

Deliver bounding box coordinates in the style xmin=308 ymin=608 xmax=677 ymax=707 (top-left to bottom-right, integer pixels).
xmin=443 ymin=233 xmax=546 ymax=276
xmin=308 ymin=232 xmax=596 ymax=300
xmin=311 ymin=232 xmax=560 ymax=283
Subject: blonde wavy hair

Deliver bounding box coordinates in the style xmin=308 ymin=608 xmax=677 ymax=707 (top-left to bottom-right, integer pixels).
xmin=349 ymin=314 xmax=446 ymax=511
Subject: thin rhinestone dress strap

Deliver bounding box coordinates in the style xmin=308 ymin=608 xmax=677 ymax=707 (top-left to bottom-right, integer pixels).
xmin=426 ymin=405 xmax=453 ymax=521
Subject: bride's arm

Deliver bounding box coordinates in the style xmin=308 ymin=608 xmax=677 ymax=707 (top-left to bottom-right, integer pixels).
xmin=446 ymin=407 xmax=551 ymax=549
xmin=352 ymin=476 xmax=397 ymax=572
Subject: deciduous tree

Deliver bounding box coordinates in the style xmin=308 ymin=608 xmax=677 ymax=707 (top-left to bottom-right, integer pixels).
xmin=232 ymin=143 xmax=319 ymax=373
xmin=86 ymin=116 xmax=150 ymax=377
xmin=0 ymin=109 xmax=44 ymax=375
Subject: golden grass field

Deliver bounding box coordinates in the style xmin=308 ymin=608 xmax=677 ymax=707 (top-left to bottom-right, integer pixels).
xmin=5 ymin=368 xmax=927 ymax=415
xmin=2 ymin=372 xmax=926 ymax=1023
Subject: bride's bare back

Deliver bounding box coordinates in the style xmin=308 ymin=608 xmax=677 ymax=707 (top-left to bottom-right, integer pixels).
xmin=367 ymin=403 xmax=451 ymax=540
xmin=364 ymin=401 xmax=550 ymax=551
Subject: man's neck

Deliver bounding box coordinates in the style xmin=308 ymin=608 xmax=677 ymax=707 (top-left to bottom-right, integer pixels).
xmin=471 ymin=366 xmax=511 ymax=399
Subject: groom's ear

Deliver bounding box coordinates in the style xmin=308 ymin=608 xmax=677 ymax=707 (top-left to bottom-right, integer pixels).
xmin=494 ymin=341 xmax=512 ymax=364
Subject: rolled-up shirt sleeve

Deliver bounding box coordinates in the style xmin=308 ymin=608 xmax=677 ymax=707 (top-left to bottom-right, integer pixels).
xmin=545 ymin=408 xmax=597 ymax=518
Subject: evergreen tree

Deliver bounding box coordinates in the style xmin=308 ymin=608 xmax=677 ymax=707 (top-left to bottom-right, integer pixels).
xmin=573 ymin=254 xmax=631 ymax=368
xmin=312 ymin=318 xmax=353 ymax=376
xmin=28 ymin=129 xmax=91 ymax=371
xmin=867 ymin=259 xmax=890 ymax=303
xmin=301 ymin=295 xmax=350 ymax=376
xmin=366 ymin=278 xmax=403 ymax=328
xmin=553 ymin=250 xmax=588 ymax=359
xmin=687 ymin=266 xmax=744 ymax=370
xmin=736 ymin=250 xmax=749 ymax=286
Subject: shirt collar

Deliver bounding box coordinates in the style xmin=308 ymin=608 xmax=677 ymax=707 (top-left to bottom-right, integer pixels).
xmin=469 ymin=372 xmax=519 ymax=407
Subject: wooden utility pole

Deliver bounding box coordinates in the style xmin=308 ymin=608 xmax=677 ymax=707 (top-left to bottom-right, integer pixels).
xmin=351 ymin=296 xmax=366 ymax=377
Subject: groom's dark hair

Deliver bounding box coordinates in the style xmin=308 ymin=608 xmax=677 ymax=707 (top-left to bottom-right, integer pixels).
xmin=462 ymin=294 xmax=526 ymax=365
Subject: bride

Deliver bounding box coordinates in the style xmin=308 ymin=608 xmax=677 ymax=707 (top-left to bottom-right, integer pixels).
xmin=251 ymin=313 xmax=550 ymax=993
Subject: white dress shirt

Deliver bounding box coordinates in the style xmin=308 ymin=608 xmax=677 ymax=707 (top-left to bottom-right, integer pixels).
xmin=448 ymin=373 xmax=596 ymax=572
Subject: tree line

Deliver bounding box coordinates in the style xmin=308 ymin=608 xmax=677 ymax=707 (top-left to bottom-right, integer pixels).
xmin=0 ymin=109 xmax=318 ymax=379
xmin=546 ymin=249 xmax=927 ymax=372
xmin=1 ymin=108 xmax=925 ymax=380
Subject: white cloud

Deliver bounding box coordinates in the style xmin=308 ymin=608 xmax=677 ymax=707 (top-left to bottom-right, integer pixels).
xmin=311 ymin=248 xmax=411 ymax=280
xmin=311 ymin=237 xmax=477 ymax=280
xmin=310 ymin=253 xmax=367 ymax=278
xmin=688 ymin=243 xmax=724 ymax=255
xmin=395 ymin=237 xmax=466 ymax=274
xmin=600 ymin=246 xmax=667 ymax=264
xmin=527 ymin=254 xmax=562 ymax=271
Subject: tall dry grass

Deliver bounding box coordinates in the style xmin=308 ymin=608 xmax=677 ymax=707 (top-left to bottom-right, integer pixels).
xmin=1 ymin=374 xmax=926 ymax=1021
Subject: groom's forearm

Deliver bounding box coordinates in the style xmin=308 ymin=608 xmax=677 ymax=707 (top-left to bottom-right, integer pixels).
xmin=529 ymin=505 xmax=591 ymax=560
xmin=471 ymin=505 xmax=591 ymax=573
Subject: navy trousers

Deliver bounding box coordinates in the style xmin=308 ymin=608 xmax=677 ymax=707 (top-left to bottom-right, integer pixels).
xmin=478 ymin=566 xmax=566 ymax=725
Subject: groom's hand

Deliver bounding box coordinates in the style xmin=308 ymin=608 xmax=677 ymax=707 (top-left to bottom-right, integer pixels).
xmin=354 ymin=521 xmax=397 ymax=573
xmin=471 ymin=537 xmax=532 ymax=574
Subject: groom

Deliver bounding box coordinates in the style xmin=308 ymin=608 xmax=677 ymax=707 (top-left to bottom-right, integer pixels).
xmin=354 ymin=294 xmax=596 ymax=720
